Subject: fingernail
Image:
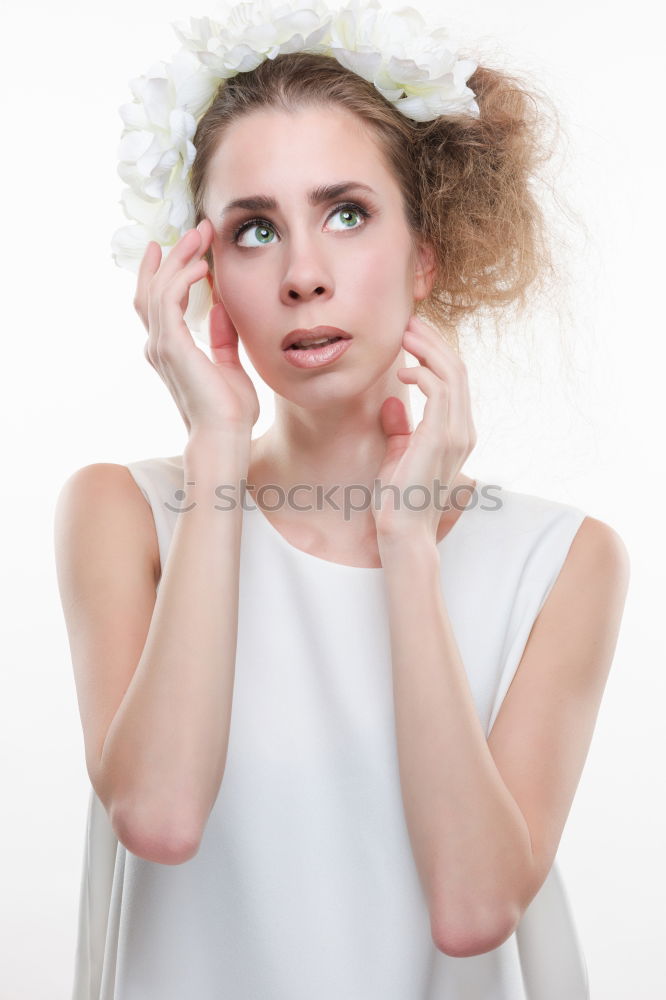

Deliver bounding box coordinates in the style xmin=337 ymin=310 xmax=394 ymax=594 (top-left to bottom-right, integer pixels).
xmin=196 ymin=220 xmax=206 ymax=232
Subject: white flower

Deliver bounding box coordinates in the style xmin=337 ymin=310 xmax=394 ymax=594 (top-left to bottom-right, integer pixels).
xmin=111 ymin=0 xmax=479 ymax=341
xmin=325 ymin=1 xmax=479 ymax=122
xmin=111 ymin=45 xmax=221 ymax=337
xmin=172 ymin=0 xmax=334 ymax=75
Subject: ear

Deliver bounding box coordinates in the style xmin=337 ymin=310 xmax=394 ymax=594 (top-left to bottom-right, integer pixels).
xmin=412 ymin=241 xmax=436 ymax=302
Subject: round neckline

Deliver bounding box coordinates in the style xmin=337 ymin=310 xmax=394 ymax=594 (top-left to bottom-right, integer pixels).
xmin=249 ymin=478 xmax=483 ymax=572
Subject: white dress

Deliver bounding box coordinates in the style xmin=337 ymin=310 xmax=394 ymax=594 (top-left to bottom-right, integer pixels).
xmin=71 ymin=455 xmax=590 ymax=999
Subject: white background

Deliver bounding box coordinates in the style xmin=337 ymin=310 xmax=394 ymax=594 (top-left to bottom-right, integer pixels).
xmin=0 ymin=0 xmax=662 ymax=996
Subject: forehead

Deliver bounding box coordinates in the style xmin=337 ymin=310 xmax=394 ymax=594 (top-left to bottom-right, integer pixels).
xmin=203 ymin=105 xmax=398 ymax=210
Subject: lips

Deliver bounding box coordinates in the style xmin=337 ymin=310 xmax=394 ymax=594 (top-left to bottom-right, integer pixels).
xmin=281 ymin=326 xmax=352 ymax=351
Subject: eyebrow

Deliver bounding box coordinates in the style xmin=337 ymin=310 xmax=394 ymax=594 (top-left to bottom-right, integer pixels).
xmin=218 ymin=181 xmax=377 ymax=220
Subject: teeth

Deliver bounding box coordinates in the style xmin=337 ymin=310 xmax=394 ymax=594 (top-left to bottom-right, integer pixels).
xmin=293 ymin=337 xmax=335 ymax=349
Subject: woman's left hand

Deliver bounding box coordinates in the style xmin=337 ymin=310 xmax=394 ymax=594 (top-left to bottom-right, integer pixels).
xmin=372 ymin=315 xmax=477 ymax=544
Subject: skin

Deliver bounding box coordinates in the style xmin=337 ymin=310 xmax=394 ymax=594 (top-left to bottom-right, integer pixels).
xmin=200 ymin=104 xmax=476 ymax=565
xmin=106 ymin=100 xmax=630 ymax=946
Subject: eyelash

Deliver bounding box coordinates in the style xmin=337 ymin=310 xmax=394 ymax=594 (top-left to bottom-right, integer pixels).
xmin=229 ymin=201 xmax=374 ymax=246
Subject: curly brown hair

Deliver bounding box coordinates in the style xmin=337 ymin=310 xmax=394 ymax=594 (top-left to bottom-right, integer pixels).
xmin=189 ymin=49 xmax=578 ymax=356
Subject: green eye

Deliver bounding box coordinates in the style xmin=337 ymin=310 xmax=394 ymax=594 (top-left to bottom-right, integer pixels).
xmin=250 ymin=225 xmax=275 ymax=245
xmin=332 ymin=207 xmax=361 ymax=228
xmin=231 ymin=201 xmax=373 ymax=247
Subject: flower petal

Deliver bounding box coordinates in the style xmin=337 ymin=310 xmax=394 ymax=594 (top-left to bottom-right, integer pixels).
xmin=112 ymin=0 xmax=481 ymax=289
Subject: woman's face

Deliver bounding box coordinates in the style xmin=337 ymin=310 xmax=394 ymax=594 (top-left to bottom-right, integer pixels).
xmin=203 ymin=105 xmax=434 ymax=402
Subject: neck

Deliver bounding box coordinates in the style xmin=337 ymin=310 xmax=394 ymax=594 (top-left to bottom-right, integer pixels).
xmin=249 ymin=352 xmax=413 ymax=526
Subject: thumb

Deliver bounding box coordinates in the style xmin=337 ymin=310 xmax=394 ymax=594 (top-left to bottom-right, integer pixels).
xmin=377 ymin=397 xmax=413 ymax=474
xmin=209 ymin=302 xmax=241 ymax=366
xmin=380 ymin=396 xmax=411 ymax=438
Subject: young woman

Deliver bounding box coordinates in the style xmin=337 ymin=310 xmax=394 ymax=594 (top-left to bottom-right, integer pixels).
xmin=55 ymin=4 xmax=629 ymax=997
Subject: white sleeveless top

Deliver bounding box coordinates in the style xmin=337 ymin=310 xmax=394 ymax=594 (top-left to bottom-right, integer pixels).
xmin=71 ymin=454 xmax=590 ymax=1000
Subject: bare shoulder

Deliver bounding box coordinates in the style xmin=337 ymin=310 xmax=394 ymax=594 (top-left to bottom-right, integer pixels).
xmin=521 ymin=513 xmax=631 ymax=703
xmin=548 ymin=514 xmax=631 ymax=662
xmin=567 ymin=515 xmax=631 ymax=588
xmin=55 ymin=463 xmax=160 ymax=583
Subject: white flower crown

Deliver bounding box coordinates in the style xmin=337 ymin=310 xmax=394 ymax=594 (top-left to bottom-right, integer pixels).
xmin=111 ymin=0 xmax=480 ymax=343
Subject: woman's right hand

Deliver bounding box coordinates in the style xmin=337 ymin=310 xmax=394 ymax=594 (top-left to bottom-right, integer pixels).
xmin=133 ymin=218 xmax=260 ymax=438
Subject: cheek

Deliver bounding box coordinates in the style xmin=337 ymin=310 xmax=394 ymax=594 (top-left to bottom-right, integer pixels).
xmin=345 ymin=247 xmax=409 ymax=305
xmin=214 ymin=261 xmax=259 ymax=321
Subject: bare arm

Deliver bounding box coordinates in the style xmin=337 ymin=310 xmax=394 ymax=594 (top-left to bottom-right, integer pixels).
xmin=55 ymin=217 xmax=260 ymax=865
xmin=379 ymin=517 xmax=629 ymax=957
xmin=55 ymin=431 xmax=251 ymax=865
xmin=100 ymin=432 xmax=250 ymax=862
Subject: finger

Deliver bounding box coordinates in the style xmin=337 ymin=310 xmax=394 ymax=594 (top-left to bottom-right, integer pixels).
xmin=195 ymin=216 xmax=214 ymax=251
xmin=158 ymin=256 xmax=210 ymax=347
xmin=143 ymin=339 xmax=156 ymax=371
xmin=209 ymin=302 xmax=243 ymax=366
xmin=190 ymin=218 xmax=238 ymax=360
xmin=134 ymin=240 xmax=162 ymax=330
xmin=397 ymin=364 xmax=449 ymax=443
xmin=148 ymin=226 xmax=211 ymax=341
xmin=380 ymin=395 xmax=411 ymax=438
xmin=407 ymin=315 xmax=459 ymax=356
xmin=407 ymin=317 xmax=472 ymax=429
xmin=403 ymin=322 xmax=463 ymax=379
xmin=403 ymin=326 xmax=471 ymax=448
xmin=152 ymin=229 xmax=202 ymax=293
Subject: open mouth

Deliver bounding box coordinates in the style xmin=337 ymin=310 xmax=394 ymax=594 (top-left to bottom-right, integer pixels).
xmin=287 ymin=336 xmax=344 ymax=351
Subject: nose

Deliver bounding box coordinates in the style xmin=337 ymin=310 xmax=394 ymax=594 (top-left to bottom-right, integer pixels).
xmin=286 ymin=284 xmax=326 ymax=300
xmin=279 ymin=237 xmax=333 ymax=305
xmin=287 ymin=285 xmax=326 ymax=299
